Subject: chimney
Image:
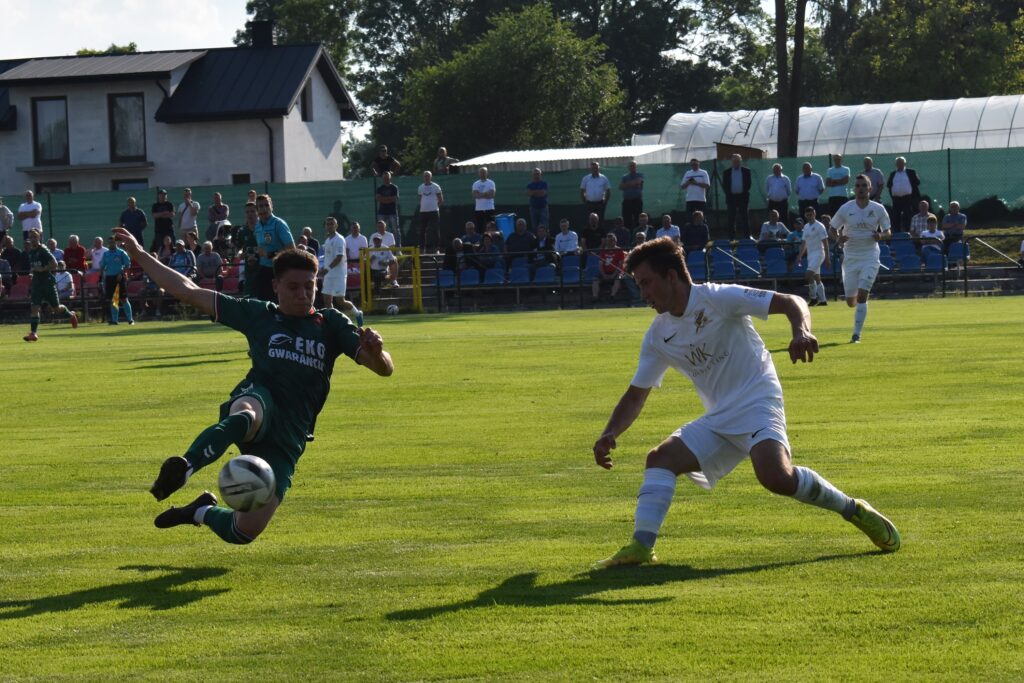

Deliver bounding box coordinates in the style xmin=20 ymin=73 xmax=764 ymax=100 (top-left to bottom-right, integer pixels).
xmin=249 ymin=20 xmax=275 ymax=48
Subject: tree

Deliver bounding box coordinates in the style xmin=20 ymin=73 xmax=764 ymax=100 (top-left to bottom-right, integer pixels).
xmin=234 ymin=0 xmax=355 ymax=78
xmin=775 ymin=0 xmax=809 ymax=157
xmin=399 ymin=5 xmax=627 ymax=170
xmin=76 ymin=43 xmax=138 ymax=56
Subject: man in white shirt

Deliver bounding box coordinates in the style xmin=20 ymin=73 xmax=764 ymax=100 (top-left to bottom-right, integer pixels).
xmin=794 ymin=162 xmax=825 ymax=218
xmin=89 ymin=236 xmax=108 ymax=273
xmin=886 ymin=157 xmax=920 ymax=232
xmin=345 ymin=221 xmax=369 ymax=269
xmin=591 ymin=237 xmax=900 ymax=568
xmin=320 ymin=216 xmax=362 ymax=325
xmin=764 ymin=164 xmax=792 ymax=226
xmin=371 ymin=220 xmax=400 ymax=287
xmin=680 ymin=159 xmax=710 ymax=217
xmin=416 ymin=170 xmax=444 ymax=253
xmin=178 ymin=188 xmax=201 ymax=239
xmin=0 ymin=196 xmax=15 ymax=239
xmin=580 ymin=161 xmax=611 ymax=224
xmin=18 ymin=191 xmax=43 ymax=239
xmin=825 ymin=154 xmax=850 ymax=217
xmin=797 ymin=206 xmax=831 ymax=306
xmin=55 ymin=260 xmax=75 ymax=299
xmin=758 ymin=210 xmax=790 ymax=250
xmin=472 ymin=167 xmax=496 ymax=232
xmin=919 ymin=215 xmax=944 ymax=246
xmin=554 ymin=219 xmax=579 ymax=255
xmin=909 ymin=200 xmax=931 ymax=238
xmin=832 ymin=174 xmax=892 ymax=343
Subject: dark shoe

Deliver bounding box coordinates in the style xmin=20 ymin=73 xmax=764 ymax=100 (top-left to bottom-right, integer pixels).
xmin=817 ymin=300 xmax=828 ymax=306
xmin=154 ymin=491 xmax=217 ymax=529
xmin=149 ymin=456 xmax=190 ymax=501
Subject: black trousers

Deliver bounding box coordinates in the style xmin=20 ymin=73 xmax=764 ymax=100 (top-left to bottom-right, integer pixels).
xmin=892 ymin=195 xmax=915 ymax=231
xmin=419 ymin=211 xmax=440 ymax=252
xmin=685 ymin=201 xmax=706 ymax=219
xmin=767 ymin=199 xmax=790 ymax=226
xmin=253 ymin=265 xmax=276 ymax=302
xmin=585 ymin=200 xmax=607 ymax=225
xmin=621 ymin=198 xmax=643 ymax=230
xmin=725 ymin=193 xmax=749 ymax=237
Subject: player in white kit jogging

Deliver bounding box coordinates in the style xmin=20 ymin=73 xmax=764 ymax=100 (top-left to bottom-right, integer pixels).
xmin=831 ymin=175 xmax=891 ymax=343
xmin=592 ymin=237 xmax=900 ymax=568
xmin=797 ymin=205 xmax=830 ymax=306
xmin=319 ymin=217 xmax=363 ymax=326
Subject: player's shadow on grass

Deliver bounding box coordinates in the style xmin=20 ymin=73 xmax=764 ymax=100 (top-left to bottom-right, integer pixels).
xmin=386 ymin=552 xmax=874 ymax=621
xmin=0 ymin=565 xmax=229 ymax=620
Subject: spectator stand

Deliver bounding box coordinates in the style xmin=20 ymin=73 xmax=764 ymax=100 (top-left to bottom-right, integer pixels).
xmin=360 ymin=246 xmax=423 ymax=314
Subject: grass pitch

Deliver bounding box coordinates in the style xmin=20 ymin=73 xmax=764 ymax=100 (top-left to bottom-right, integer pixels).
xmin=1 ymin=297 xmax=1022 ymax=682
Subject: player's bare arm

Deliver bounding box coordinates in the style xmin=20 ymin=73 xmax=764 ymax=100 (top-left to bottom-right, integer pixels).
xmin=112 ymin=227 xmax=217 ymax=316
xmin=593 ymin=385 xmax=652 ymax=469
xmin=356 ymin=327 xmax=394 ymax=377
xmin=769 ymin=293 xmax=819 ymax=363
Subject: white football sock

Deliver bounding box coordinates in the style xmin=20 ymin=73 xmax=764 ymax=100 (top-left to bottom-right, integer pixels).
xmin=793 ymin=466 xmax=855 ymax=517
xmin=853 ymin=302 xmax=868 ymax=335
xmin=817 ymin=281 xmax=826 ymax=301
xmin=808 ymin=282 xmax=817 ymax=300
xmin=194 ymin=505 xmax=214 ymax=525
xmin=633 ymin=467 xmax=677 ymax=548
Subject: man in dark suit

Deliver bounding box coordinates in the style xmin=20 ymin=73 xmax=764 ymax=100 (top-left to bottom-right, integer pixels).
xmin=722 ymin=153 xmax=752 ymax=238
xmin=886 ymin=156 xmax=921 ymax=231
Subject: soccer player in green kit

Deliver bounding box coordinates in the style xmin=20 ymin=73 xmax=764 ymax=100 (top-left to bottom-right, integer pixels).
xmin=23 ymin=229 xmax=78 ymax=342
xmin=111 ymin=226 xmax=394 ymax=545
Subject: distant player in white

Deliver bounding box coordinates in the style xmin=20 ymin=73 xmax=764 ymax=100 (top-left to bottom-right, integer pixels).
xmin=797 ymin=205 xmax=830 ymax=306
xmin=831 ymin=174 xmax=891 ymax=343
xmin=592 ymin=237 xmax=900 ymax=568
xmin=319 ymin=217 xmax=362 ymax=325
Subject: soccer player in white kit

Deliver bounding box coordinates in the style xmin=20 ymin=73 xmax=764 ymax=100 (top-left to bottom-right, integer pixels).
xmin=831 ymin=175 xmax=891 ymax=342
xmin=592 ymin=238 xmax=900 ymax=568
xmin=797 ymin=205 xmax=830 ymax=306
xmin=320 ymin=217 xmax=363 ymax=326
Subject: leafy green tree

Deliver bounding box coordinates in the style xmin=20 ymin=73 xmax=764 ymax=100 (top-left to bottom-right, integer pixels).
xmin=234 ymin=0 xmax=355 ymax=78
xmin=76 ymin=42 xmax=138 ymax=56
xmin=399 ymin=5 xmax=627 ymax=170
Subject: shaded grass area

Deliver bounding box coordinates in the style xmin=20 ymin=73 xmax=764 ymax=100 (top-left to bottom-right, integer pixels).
xmin=1 ymin=298 xmax=1022 ymax=681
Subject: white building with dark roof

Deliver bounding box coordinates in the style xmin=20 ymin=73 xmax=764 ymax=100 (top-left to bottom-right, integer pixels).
xmin=0 ymin=41 xmax=360 ymax=195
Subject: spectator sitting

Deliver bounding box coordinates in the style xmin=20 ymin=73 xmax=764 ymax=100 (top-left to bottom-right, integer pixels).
xmin=681 ymin=211 xmax=710 ymax=255
xmin=55 ymin=260 xmax=75 ymax=299
xmin=184 ymin=231 xmax=201 ymax=256
xmin=633 ymin=232 xmax=647 ymax=248
xmin=46 ymin=238 xmax=64 ymax=262
xmin=1 ymin=235 xmax=22 ymax=283
xmin=212 ymin=225 xmax=235 ymax=261
xmin=554 ymin=219 xmax=579 ymax=256
xmin=139 ymin=265 xmax=165 ymax=319
xmin=157 ymin=234 xmax=175 ymax=264
xmin=504 ymin=218 xmax=537 ymax=262
xmin=941 ymin=201 xmax=967 ymax=252
xmin=909 ymin=200 xmax=931 ymax=239
xmin=443 ymin=238 xmax=469 ymax=273
xmin=296 ymin=235 xmax=315 ymax=255
xmin=758 ymin=210 xmax=790 ymax=251
xmin=302 ymin=226 xmax=321 ymax=256
xmin=64 ymin=235 xmax=87 ymax=273
xmin=919 ymin=215 xmax=944 ymax=247
xmin=612 ymin=216 xmax=631 ymax=252
xmin=461 ymin=221 xmax=482 ymax=251
xmin=593 ymin=233 xmax=625 ymax=301
xmin=532 ymin=225 xmax=557 ymax=270
xmin=655 ymin=213 xmax=681 ymax=244
xmin=581 ymin=212 xmax=605 ymax=254
xmin=369 ymin=234 xmax=399 ymax=288
xmin=169 ymin=239 xmax=197 ymax=279
xmin=786 ymin=219 xmax=804 ymax=265
xmin=89 ymin=236 xmax=108 ymax=273
xmin=636 ymin=212 xmax=653 ymax=242
xmin=196 ymin=241 xmax=225 ymax=291
xmin=0 ymin=255 xmax=11 ymax=294
xmin=475 ymin=233 xmax=503 ymax=273
xmin=483 ymin=220 xmax=505 ymax=253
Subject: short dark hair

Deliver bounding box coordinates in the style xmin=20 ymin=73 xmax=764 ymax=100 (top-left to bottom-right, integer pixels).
xmin=625 ymin=237 xmax=691 ymax=283
xmin=273 ymin=248 xmax=317 ymax=278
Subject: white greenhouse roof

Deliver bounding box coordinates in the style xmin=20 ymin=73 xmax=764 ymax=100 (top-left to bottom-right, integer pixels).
xmin=452 ymin=144 xmax=674 ymax=172
xmin=654 ymin=95 xmax=1024 ymax=161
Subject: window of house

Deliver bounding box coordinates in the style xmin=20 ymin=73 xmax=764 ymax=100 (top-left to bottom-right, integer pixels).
xmin=108 ymin=93 xmax=146 ymax=162
xmin=232 ymin=173 xmax=251 ymax=185
xmin=35 ymin=182 xmax=72 ymax=195
xmin=112 ymin=178 xmax=149 ymax=191
xmin=301 ymin=82 xmax=313 ymax=122
xmin=32 ymin=97 xmax=69 ymax=165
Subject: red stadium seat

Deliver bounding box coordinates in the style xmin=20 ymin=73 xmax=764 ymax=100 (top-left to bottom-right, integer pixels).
xmin=198 ymin=278 xmax=218 ymax=290
xmin=224 ymin=265 xmax=240 ymax=278
xmin=9 ymin=278 xmax=31 ymax=300
xmin=126 ymin=281 xmax=145 ymax=296
xmin=222 ymin=277 xmax=240 ymax=293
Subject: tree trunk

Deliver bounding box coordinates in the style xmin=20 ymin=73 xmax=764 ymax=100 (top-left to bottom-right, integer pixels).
xmin=775 ymin=0 xmax=795 ymax=157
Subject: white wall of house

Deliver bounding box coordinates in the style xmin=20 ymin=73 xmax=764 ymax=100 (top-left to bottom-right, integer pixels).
xmin=280 ymin=69 xmax=344 ymax=182
xmin=0 ymin=72 xmax=345 ymax=195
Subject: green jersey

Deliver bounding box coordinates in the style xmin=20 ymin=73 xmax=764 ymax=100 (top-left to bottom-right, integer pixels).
xmin=28 ymin=245 xmax=56 ymax=286
xmin=213 ymin=293 xmax=361 ymax=443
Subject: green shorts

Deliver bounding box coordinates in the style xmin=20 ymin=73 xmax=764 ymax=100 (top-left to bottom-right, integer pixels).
xmin=30 ymin=279 xmax=60 ymax=308
xmin=219 ymin=380 xmax=308 ymax=500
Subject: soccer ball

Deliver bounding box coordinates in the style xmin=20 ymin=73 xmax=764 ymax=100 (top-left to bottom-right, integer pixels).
xmin=386 ymin=304 xmax=399 ymax=315
xmin=218 ymin=455 xmax=276 ymax=512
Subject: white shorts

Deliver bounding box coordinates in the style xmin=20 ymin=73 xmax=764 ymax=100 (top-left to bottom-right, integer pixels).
xmin=673 ymin=414 xmax=790 ymax=490
xmin=842 ymin=259 xmax=880 ymax=298
xmin=806 ymin=252 xmax=825 ymax=275
xmin=321 ymin=271 xmax=347 ymax=297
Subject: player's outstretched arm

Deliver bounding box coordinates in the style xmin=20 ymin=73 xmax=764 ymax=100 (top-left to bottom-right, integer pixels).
xmin=112 ymin=227 xmax=216 ymax=317
xmin=769 ymin=293 xmax=819 ymax=364
xmin=593 ymin=385 xmax=651 ymax=470
xmin=356 ymin=327 xmax=394 ymax=377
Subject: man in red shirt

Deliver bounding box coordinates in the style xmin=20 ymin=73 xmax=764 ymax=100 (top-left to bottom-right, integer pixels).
xmin=63 ymin=234 xmax=88 ymax=273
xmin=592 ymin=233 xmax=625 ymax=301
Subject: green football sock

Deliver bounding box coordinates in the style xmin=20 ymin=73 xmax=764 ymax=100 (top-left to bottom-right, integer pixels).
xmin=202 ymin=506 xmax=254 ymax=545
xmin=30 ymin=316 xmax=39 ymax=333
xmin=184 ymin=412 xmax=254 ymax=473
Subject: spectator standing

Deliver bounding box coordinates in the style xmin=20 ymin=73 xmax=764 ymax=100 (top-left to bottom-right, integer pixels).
xmin=909 ymin=200 xmax=931 ymax=238
xmin=941 ymin=201 xmax=967 ymax=253
xmin=722 ymin=154 xmax=752 ymax=238
xmin=581 ymin=212 xmax=605 ymax=254
xmin=101 ymin=236 xmax=134 ymax=325
xmin=680 ymin=159 xmax=710 ymax=218
xmin=0 ymin=196 xmax=15 ymax=240
xmin=375 ymin=171 xmax=401 ymax=246
xmin=526 ymin=168 xmax=549 ymax=233
xmin=681 ymin=211 xmax=710 ymax=255
xmin=253 ymin=194 xmax=295 ymax=302
xmin=119 ymin=196 xmax=148 ymax=246
xmin=18 ymin=191 xmax=43 ymax=240
xmin=861 ymin=157 xmax=885 ymax=204
xmin=417 ymin=170 xmax=444 ymax=253
xmin=825 ymin=154 xmax=851 ymax=216
xmin=370 ymin=144 xmax=401 ymax=177
xmin=207 ymin=192 xmax=229 ymax=241
xmin=89 ymin=237 xmax=108 ymax=273
xmin=151 ymin=189 xmax=175 ymax=252
xmin=178 ymin=188 xmax=200 ymax=239
xmin=505 ymin=218 xmax=537 ymax=261
xmin=593 ymin=233 xmax=625 ymax=300
xmin=764 ymin=164 xmax=792 ymax=226
xmin=554 ymin=219 xmax=579 ymax=255
xmin=301 ymin=226 xmax=321 ymax=256
xmin=619 ymin=161 xmax=644 ymax=230
xmin=886 ymin=157 xmax=921 ymax=231
xmin=64 ymin=235 xmax=87 ymax=273
xmin=580 ymin=161 xmax=611 ymax=224
xmin=196 ymin=241 xmax=225 ymax=291
xmin=656 ymin=214 xmax=681 ymax=245
xmin=472 ymin=167 xmax=496 ymax=230
xmin=433 ymin=147 xmax=459 ymax=175
xmin=794 ymin=162 xmax=825 ymax=218
xmin=345 ymin=221 xmax=368 ymax=271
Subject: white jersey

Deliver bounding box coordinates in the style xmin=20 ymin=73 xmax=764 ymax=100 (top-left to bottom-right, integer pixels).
xmin=802 ymin=220 xmax=828 ymax=259
xmin=832 ymin=199 xmax=890 ymax=261
xmin=631 ymin=283 xmax=783 ymax=432
xmin=322 ymin=233 xmax=344 ymax=268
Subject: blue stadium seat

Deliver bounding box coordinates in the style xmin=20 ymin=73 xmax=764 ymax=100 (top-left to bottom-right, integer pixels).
xmin=484 ymin=268 xmax=505 ymax=285
xmin=533 ymin=265 xmax=556 ymax=284
xmin=924 ymin=251 xmax=946 ymax=272
xmin=820 ymin=259 xmax=835 ymax=276
xmin=686 ymin=250 xmax=706 ymax=266
xmin=437 ymin=270 xmax=456 ymax=288
xmin=947 ymin=241 xmax=968 ymax=264
xmin=878 ymin=243 xmax=891 ymax=259
xmin=921 ymin=244 xmax=942 ymax=260
xmin=460 ymin=269 xmax=480 ymax=286
xmin=561 ymin=266 xmax=581 ymax=283
xmin=892 ymin=240 xmax=916 ymax=259
xmin=897 ymin=253 xmax=921 ymax=271
xmin=880 ymin=254 xmax=896 ymax=271
xmin=791 ymin=258 xmax=807 ymax=275
xmin=561 ymin=254 xmax=581 ymax=270
xmin=765 ymin=259 xmax=788 ymax=278
xmin=735 ymin=245 xmax=760 ymax=262
xmin=736 ymin=237 xmax=757 ymax=248
xmin=689 ymin=262 xmax=707 ymax=281
xmin=762 ymin=247 xmax=785 ymax=263
xmin=582 ymin=260 xmax=600 ymax=284
xmin=509 ymin=256 xmax=528 ymax=269
xmin=509 ymin=267 xmax=530 ymax=284
xmin=712 ymin=260 xmax=735 ymax=279
xmin=737 ymin=257 xmax=761 ymax=277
